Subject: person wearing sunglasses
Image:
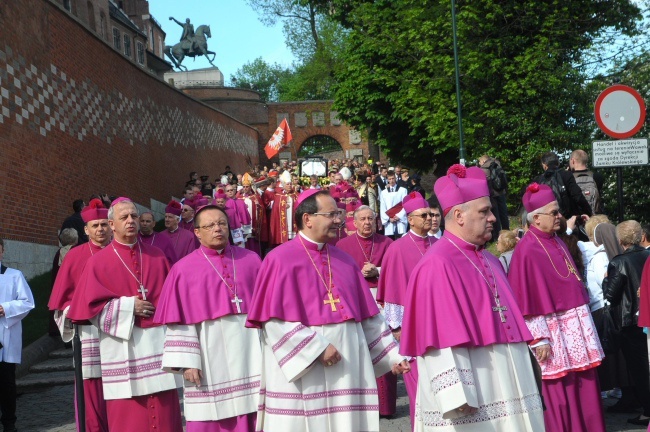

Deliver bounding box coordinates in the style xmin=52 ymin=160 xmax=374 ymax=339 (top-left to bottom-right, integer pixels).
xmin=509 ymin=183 xmax=605 ymax=432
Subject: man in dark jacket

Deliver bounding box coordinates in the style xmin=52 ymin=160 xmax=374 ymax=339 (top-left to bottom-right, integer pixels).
xmin=535 ymin=152 xmax=592 ymax=219
xmin=60 ymin=199 xmax=87 ymax=244
xmin=603 ymin=220 xmax=650 ymax=426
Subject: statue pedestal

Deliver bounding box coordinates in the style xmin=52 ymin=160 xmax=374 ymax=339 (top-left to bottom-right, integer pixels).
xmin=164 ymin=67 xmax=224 ymax=88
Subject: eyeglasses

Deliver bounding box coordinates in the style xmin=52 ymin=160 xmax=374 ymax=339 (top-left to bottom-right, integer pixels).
xmin=198 ymin=221 xmax=228 ymax=230
xmin=225 ymin=189 xmax=235 ymax=192
xmin=538 ymin=210 xmax=561 ymax=217
xmin=312 ymin=212 xmax=343 ymax=220
xmin=412 ymin=213 xmax=438 ymax=219
xmin=182 ymin=209 xmax=193 ymax=213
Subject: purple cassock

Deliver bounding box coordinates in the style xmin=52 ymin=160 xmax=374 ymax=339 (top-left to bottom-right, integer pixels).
xmin=48 ymin=241 xmax=109 ymax=432
xmin=247 ymin=236 xmax=379 ymax=328
xmin=508 ymin=225 xmax=605 ymax=432
xmin=155 ymin=245 xmax=260 ymax=324
xmin=178 ymin=218 xmax=195 ymax=232
xmin=154 ymin=245 xmax=262 ymax=432
xmin=139 ymin=232 xmax=178 ymax=265
xmin=159 ymin=228 xmax=197 ymax=261
xmin=225 ymin=199 xmax=242 ymax=230
xmin=401 ymin=232 xmax=532 ymax=356
xmin=67 ymin=241 xmax=182 ymax=432
xmin=336 ymin=232 xmax=396 ymax=416
xmin=375 ymin=231 xmax=435 ymax=427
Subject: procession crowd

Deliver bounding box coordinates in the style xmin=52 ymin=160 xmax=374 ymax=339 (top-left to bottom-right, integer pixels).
xmin=2 ymin=149 xmax=650 ymax=432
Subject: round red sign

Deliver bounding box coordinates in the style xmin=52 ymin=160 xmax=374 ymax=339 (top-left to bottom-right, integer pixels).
xmin=594 ymin=84 xmax=646 ymax=139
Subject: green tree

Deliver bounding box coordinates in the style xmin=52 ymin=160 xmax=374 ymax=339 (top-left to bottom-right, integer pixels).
xmin=328 ymin=0 xmax=643 ymax=198
xmin=245 ymin=0 xmax=347 ymax=101
xmin=230 ymin=57 xmax=293 ymax=102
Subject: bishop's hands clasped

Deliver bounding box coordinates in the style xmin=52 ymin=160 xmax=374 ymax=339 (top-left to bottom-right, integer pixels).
xmin=361 ymin=262 xmax=379 ymax=279
xmin=134 ymin=297 xmax=155 ymax=318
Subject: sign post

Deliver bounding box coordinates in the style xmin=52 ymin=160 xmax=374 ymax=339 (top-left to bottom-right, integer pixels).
xmin=593 ymin=85 xmax=647 ymax=222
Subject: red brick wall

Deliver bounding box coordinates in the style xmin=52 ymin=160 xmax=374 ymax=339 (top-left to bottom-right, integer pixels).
xmin=0 ymin=0 xmax=259 ymax=246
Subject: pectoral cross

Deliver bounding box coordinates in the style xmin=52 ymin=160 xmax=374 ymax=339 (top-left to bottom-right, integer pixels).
xmin=138 ymin=285 xmax=148 ymax=301
xmin=231 ymin=295 xmax=243 ymax=314
xmin=492 ymin=296 xmax=508 ymax=323
xmin=323 ymin=292 xmax=340 ymax=312
xmin=565 ymin=258 xmax=582 ymax=281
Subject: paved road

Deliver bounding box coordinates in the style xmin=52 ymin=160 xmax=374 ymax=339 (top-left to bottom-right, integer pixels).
xmin=14 ymin=377 xmax=646 ymax=431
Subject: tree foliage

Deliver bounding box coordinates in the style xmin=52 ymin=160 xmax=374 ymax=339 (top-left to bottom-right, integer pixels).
xmin=327 ymin=0 xmax=643 ymax=194
xmin=242 ymin=0 xmax=346 ymax=101
xmin=230 ymin=57 xmax=293 ymax=102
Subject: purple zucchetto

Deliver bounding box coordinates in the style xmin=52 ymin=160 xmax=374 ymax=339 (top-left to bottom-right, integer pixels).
xmin=434 ymin=164 xmax=490 ymax=215
xmin=295 ymin=188 xmax=321 ymax=208
xmin=402 ymin=192 xmax=429 ymax=215
xmin=522 ymin=183 xmax=556 ymax=212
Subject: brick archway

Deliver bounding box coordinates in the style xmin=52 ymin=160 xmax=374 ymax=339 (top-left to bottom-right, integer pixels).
xmin=297 ymin=134 xmax=344 ymax=159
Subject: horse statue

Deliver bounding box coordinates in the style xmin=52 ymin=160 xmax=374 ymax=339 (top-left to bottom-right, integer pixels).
xmin=164 ymin=24 xmax=216 ymax=71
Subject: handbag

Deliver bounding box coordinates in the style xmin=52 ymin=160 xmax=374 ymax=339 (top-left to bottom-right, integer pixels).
xmin=598 ymin=303 xmax=621 ymax=355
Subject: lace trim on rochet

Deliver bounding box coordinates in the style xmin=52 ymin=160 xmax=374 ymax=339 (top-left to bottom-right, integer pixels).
xmin=419 ymin=393 xmax=543 ymax=426
xmin=431 ymin=367 xmax=474 ymax=396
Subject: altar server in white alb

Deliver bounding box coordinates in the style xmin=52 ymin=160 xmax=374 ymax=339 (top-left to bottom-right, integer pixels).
xmin=0 ymin=239 xmax=35 ymax=432
xmin=155 ymin=204 xmax=263 ymax=432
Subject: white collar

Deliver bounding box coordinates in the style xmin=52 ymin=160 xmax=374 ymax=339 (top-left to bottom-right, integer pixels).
xmin=113 ymin=238 xmax=137 ymax=249
xmin=299 ymin=231 xmax=326 ymax=250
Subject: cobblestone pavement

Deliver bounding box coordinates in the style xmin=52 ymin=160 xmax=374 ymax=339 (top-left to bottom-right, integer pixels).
xmin=14 ymin=378 xmax=647 ymax=431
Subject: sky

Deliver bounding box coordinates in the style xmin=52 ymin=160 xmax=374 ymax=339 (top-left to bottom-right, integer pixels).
xmin=148 ymin=0 xmax=296 ymax=83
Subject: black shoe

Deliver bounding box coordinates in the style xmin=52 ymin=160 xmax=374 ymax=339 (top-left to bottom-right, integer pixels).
xmin=627 ymin=415 xmax=650 ymax=426
xmin=608 ymin=401 xmax=641 ymax=413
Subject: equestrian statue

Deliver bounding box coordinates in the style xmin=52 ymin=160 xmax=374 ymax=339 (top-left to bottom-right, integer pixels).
xmin=165 ymin=17 xmax=216 ymax=71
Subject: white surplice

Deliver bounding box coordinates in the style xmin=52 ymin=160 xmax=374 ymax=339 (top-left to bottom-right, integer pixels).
xmin=91 ymin=296 xmax=181 ymax=399
xmin=415 ymin=343 xmax=544 ymax=432
xmin=54 ymin=306 xmax=101 ymax=378
xmin=161 ymin=314 xmax=262 ymax=422
xmin=256 ymin=314 xmax=403 ymax=432
xmin=379 ymin=187 xmax=407 ymax=236
xmin=0 ymin=267 xmax=34 ymax=364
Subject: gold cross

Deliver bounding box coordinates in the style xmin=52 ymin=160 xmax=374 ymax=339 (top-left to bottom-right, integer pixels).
xmin=565 ymin=258 xmax=582 ymax=281
xmin=323 ymin=292 xmax=340 ymax=312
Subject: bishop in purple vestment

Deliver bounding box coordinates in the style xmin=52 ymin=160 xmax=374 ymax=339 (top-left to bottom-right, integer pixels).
xmin=138 ymin=212 xmax=178 ymax=265
xmin=246 ymin=189 xmax=410 ymax=432
xmin=160 ymin=200 xmax=198 ymax=260
xmin=155 ymin=205 xmax=262 ymax=432
xmin=376 ymin=192 xmax=435 ymax=428
xmin=401 ymin=165 xmax=544 ymax=431
xmin=509 ymin=183 xmax=605 ymax=432
xmin=336 ymin=205 xmax=396 ymax=417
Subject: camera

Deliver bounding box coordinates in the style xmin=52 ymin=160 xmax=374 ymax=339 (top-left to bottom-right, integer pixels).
xmin=517 ymin=229 xmax=524 ymax=239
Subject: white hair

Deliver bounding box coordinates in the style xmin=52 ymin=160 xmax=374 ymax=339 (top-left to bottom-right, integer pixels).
xmin=353 ymin=205 xmax=376 ymax=220
xmin=107 ymin=200 xmax=135 ymax=220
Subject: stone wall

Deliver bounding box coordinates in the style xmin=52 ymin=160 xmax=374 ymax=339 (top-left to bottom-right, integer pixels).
xmin=0 ymin=0 xmax=259 ymax=256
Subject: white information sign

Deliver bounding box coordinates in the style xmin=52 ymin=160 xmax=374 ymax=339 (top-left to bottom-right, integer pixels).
xmin=592 ymin=138 xmax=649 ymax=167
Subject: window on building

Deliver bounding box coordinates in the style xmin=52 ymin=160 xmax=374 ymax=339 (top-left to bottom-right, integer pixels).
xmin=149 ymin=26 xmax=154 ymax=51
xmin=123 ymin=34 xmax=132 ymax=58
xmin=63 ymin=0 xmax=72 ymax=11
xmin=112 ymin=27 xmax=121 ymax=50
xmin=99 ymin=12 xmax=107 ymax=39
xmin=137 ymin=42 xmax=145 ymax=65
xmin=87 ymin=1 xmax=96 ymax=32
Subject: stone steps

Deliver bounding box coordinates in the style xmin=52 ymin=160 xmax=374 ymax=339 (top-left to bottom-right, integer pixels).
xmin=30 ymin=357 xmax=74 ymax=373
xmin=17 ymin=344 xmax=75 ymax=394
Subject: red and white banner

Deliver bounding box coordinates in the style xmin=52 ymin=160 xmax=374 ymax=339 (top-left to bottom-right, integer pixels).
xmin=264 ymin=118 xmax=292 ymax=159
